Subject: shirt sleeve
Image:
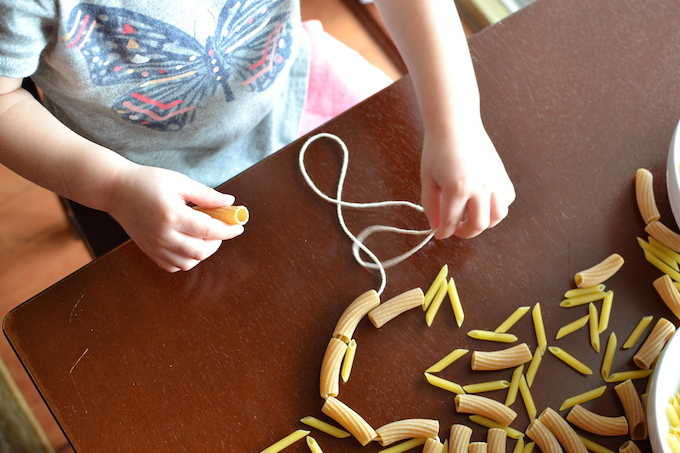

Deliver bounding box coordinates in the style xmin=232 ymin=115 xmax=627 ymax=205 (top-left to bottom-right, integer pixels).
xmin=0 ymin=0 xmax=58 ymax=78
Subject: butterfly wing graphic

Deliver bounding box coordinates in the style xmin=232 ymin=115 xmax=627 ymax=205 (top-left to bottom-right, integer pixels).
xmin=63 ymin=1 xmax=295 ymax=131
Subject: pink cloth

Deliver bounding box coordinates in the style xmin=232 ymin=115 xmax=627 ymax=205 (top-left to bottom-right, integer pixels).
xmin=298 ymin=20 xmax=393 ymax=136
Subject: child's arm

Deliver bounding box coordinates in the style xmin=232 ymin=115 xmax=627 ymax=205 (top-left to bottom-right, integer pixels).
xmin=0 ymin=77 xmax=243 ymax=272
xmin=374 ymin=0 xmax=516 ymax=239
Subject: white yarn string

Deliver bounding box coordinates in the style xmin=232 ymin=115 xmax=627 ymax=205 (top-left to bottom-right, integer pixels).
xmin=298 ymin=132 xmax=436 ymax=296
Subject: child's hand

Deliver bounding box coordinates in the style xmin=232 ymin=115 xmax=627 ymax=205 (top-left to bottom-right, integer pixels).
xmin=420 ymin=121 xmax=516 ymax=240
xmin=107 ymin=164 xmax=244 ymax=272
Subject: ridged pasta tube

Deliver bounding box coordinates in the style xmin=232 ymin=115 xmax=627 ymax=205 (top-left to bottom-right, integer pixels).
xmin=538 ymin=407 xmax=587 ymax=453
xmin=423 ymin=438 xmax=445 ymax=453
xmin=368 ymin=288 xmax=424 ymax=328
xmin=635 ymin=168 xmax=660 ymax=224
xmin=632 ymin=317 xmax=675 ymax=369
xmin=618 ymin=440 xmax=642 ymax=453
xmin=487 ymin=428 xmax=507 ymax=453
xmin=526 ymin=419 xmax=563 ymax=453
xmin=375 ymin=419 xmax=439 ymax=446
xmin=574 ymin=254 xmax=624 ymax=288
xmin=321 ymin=397 xmax=376 ymax=446
xmin=613 ymin=380 xmax=647 ymax=440
xmin=319 ymin=338 xmax=347 ymax=398
xmin=565 ymin=405 xmax=628 ymax=436
xmin=455 ymin=394 xmax=517 ymax=426
xmin=449 ymin=424 xmax=474 ymax=453
xmin=646 ymin=220 xmax=680 ymax=253
xmin=653 ymin=275 xmax=680 ymax=321
xmin=471 ymin=343 xmax=533 ymax=371
xmin=332 ymin=290 xmax=380 ymax=343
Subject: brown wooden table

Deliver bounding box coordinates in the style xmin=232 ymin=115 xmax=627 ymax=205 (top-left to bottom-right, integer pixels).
xmin=5 ymin=0 xmax=680 ymax=451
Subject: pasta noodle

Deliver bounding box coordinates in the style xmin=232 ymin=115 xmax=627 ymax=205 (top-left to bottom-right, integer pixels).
xmin=588 ymin=303 xmax=600 ymax=352
xmin=300 ymin=416 xmax=351 ymax=438
xmin=532 ymin=303 xmax=547 ymax=354
xmin=646 ymin=220 xmax=680 ymax=253
xmin=633 ymin=316 xmax=675 ymax=369
xmin=380 ymin=438 xmax=427 ymax=453
xmin=193 ymin=205 xmax=249 ymax=225
xmin=505 ymin=365 xmax=524 ymax=406
xmin=637 ymin=237 xmax=680 ymax=271
xmin=449 ymin=424 xmax=474 ymax=453
xmin=522 ymin=442 xmax=536 ymax=453
xmin=455 ymin=394 xmax=518 ymax=426
xmin=599 ymin=291 xmax=613 ymax=333
xmin=424 ymin=265 xmax=448 ymax=310
xmin=495 ymin=306 xmax=531 ymax=333
xmin=468 ymin=330 xmax=518 ymax=343
xmin=635 ymin=168 xmax=660 ymax=224
xmin=518 ymin=375 xmax=536 ymax=421
xmin=448 ymin=277 xmax=465 ymax=327
xmin=468 ymin=415 xmax=524 ymax=439
xmin=559 ymin=386 xmax=607 ymax=411
xmin=578 ymin=435 xmax=615 ymax=453
xmin=559 ymin=291 xmax=608 ymax=308
xmin=321 ymin=397 xmax=377 ymax=446
xmin=463 ymin=380 xmax=511 ymax=394
xmin=333 ymin=290 xmax=380 ymax=343
xmin=319 ymin=338 xmax=348 ymax=398
xmin=306 ymin=436 xmax=323 ymax=453
xmin=423 ymin=438 xmax=445 ymax=453
xmin=644 ymin=250 xmax=680 ymax=282
xmin=653 ymin=274 xmax=680 ymax=321
xmin=525 ymin=419 xmax=563 ymax=453
xmin=426 ymin=280 xmax=449 ymax=326
xmin=613 ymin=380 xmax=647 ymax=440
xmin=555 ymin=315 xmax=590 ymax=340
xmin=260 ymin=429 xmax=310 ymax=453
xmin=424 ymin=372 xmax=465 ymax=394
xmin=618 ymin=440 xmax=642 ymax=453
xmin=368 ymin=288 xmax=424 ymax=328
xmin=605 ymin=369 xmax=653 ymax=383
xmin=564 ymin=285 xmax=606 ymax=299
xmin=622 ymin=316 xmax=653 ymax=349
xmin=487 ymin=428 xmax=507 ymax=453
xmin=375 ymin=419 xmax=439 ymax=446
xmin=574 ymin=254 xmax=624 ymax=288
xmin=565 ymin=405 xmax=628 ymax=436
xmin=650 ymin=236 xmax=680 ymax=262
xmin=548 ymin=346 xmax=593 ymax=375
xmin=538 ymin=407 xmax=587 ymax=453
xmin=468 ymin=442 xmax=488 ymax=453
xmin=525 ymin=347 xmax=542 ymax=387
xmin=600 ymin=332 xmax=617 ymax=381
xmin=471 ymin=343 xmax=532 ymax=371
xmin=512 ymin=437 xmax=525 ymax=453
xmin=341 ymin=339 xmax=357 ymax=383
xmin=426 ymin=348 xmax=469 ymax=373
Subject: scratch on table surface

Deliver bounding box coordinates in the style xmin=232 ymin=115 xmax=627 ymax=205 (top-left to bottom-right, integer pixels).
xmin=69 ymin=292 xmax=85 ymax=322
xmin=70 ymin=347 xmax=89 ymax=374
xmin=69 ymin=347 xmax=90 ymax=413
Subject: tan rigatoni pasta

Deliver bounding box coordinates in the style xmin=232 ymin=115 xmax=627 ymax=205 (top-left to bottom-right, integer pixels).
xmin=341 ymin=339 xmax=357 ymax=382
xmin=368 ymin=288 xmax=424 ymax=328
xmin=618 ymin=440 xmax=642 ymax=453
xmin=260 ymin=429 xmax=310 ymax=453
xmin=555 ymin=315 xmax=590 ymax=340
xmin=633 ymin=316 xmax=675 ymax=369
xmin=468 ymin=442 xmax=488 ymax=453
xmin=321 ymin=397 xmax=376 ymax=446
xmin=519 ymin=375 xmax=537 ymax=421
xmin=375 ymin=419 xmax=439 ymax=446
xmin=468 ymin=415 xmax=524 ymax=439
xmin=423 ymin=438 xmax=445 ymax=453
xmin=538 ymin=407 xmax=587 ymax=453
xmin=599 ymin=291 xmax=613 ymax=333
xmin=471 ymin=343 xmax=533 ymax=371
xmin=319 ymin=338 xmax=348 ymax=398
xmin=646 ymin=220 xmax=680 ymax=253
xmin=448 ymin=277 xmax=465 ymax=327
xmin=463 ymin=380 xmax=511 ymax=394
xmin=468 ymin=330 xmax=518 ymax=343
xmin=574 ymin=254 xmax=625 ymax=288
xmin=588 ymin=303 xmax=600 ymax=352
xmin=566 ymin=405 xmax=628 ymax=436
xmin=193 ymin=205 xmax=249 ymax=225
xmin=332 ymin=290 xmax=380 ymax=343
xmin=505 ymin=365 xmax=524 ymax=406
xmin=559 ymin=386 xmax=607 ymax=411
xmin=424 ymin=372 xmax=465 ymax=394
xmin=449 ymin=424 xmax=474 ymax=453
xmin=623 ymin=316 xmax=653 ymax=349
xmin=525 ymin=419 xmax=563 ymax=453
xmin=424 ymin=265 xmax=448 ymax=310
xmin=613 ymin=380 xmax=647 ymax=440
xmin=495 ymin=306 xmax=531 ymax=333
xmin=635 ymin=168 xmax=660 ymax=224
xmin=548 ymin=346 xmax=592 ymax=375
xmin=487 ymin=428 xmax=507 ymax=453
xmin=455 ymin=394 xmax=518 ymax=426
xmin=600 ymin=332 xmax=617 ymax=381
xmin=653 ymin=274 xmax=680 ymax=321
xmin=525 ymin=347 xmax=542 ymax=387
xmin=300 ymin=416 xmax=351 ymax=438
xmin=426 ymin=348 xmax=468 ymax=373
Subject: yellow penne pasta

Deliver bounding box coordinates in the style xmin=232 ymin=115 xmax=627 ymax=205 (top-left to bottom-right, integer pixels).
xmin=653 ymin=274 xmax=680 ymax=321
xmin=487 ymin=428 xmax=507 ymax=453
xmin=566 ymin=405 xmax=628 ymax=436
xmin=548 ymin=346 xmax=592 ymax=375
xmin=605 ymin=369 xmax=653 ymax=383
xmin=633 ymin=317 xmax=676 ymax=369
xmin=333 ymin=290 xmax=380 ymax=343
xmin=341 ymin=339 xmax=357 ymax=383
xmin=423 ymin=438 xmax=444 ymax=453
xmin=468 ymin=415 xmax=524 ymax=439
xmin=463 ymin=380 xmax=511 ymax=394
xmin=650 ymin=236 xmax=680 ymax=262
xmin=468 ymin=442 xmax=488 ymax=453
xmin=319 ymin=338 xmax=348 ymax=398
xmin=578 ymin=436 xmax=615 ymax=453
xmin=667 ymin=403 xmax=680 ymax=427
xmin=635 ymin=168 xmax=660 ymax=224
xmin=600 ymin=332 xmax=617 ymax=381
xmin=525 ymin=419 xmax=563 ymax=453
xmin=193 ymin=205 xmax=249 ymax=225
xmin=598 ymin=291 xmax=614 ymax=333
xmin=532 ymin=303 xmax=547 ymax=354
xmin=574 ymin=254 xmax=625 ymax=288
xmin=425 ymin=279 xmax=448 ymax=326
xmin=564 ymin=285 xmax=606 ymax=299
xmin=424 ymin=265 xmax=448 ymax=310
xmin=588 ymin=303 xmax=600 ymax=352
xmin=375 ymin=419 xmax=439 ymax=446
xmin=519 ymin=375 xmax=537 ymax=421
xmin=522 ymin=441 xmax=536 ymax=453
xmin=468 ymin=330 xmax=518 ymax=343
xmin=559 ymin=386 xmax=607 ymax=411
xmin=261 ymin=429 xmax=310 ymax=453
xmin=637 ymin=237 xmax=680 ymax=271
xmin=321 ymin=397 xmax=376 ymax=446
xmin=555 ymin=315 xmax=590 ymax=340
xmin=471 ymin=343 xmax=533 ymax=371
xmin=669 ymin=434 xmax=680 ymax=453
xmin=646 ymin=220 xmax=680 ymax=253
xmin=426 ymin=348 xmax=469 ymax=373
xmin=538 ymin=407 xmax=587 ymax=453
xmin=380 ymin=438 xmax=427 ymax=453
xmin=495 ymin=306 xmax=531 ymax=333
xmin=505 ymin=365 xmax=524 ymax=406
xmin=643 ymin=250 xmax=680 ymax=282
xmin=448 ymin=277 xmax=465 ymax=327
xmin=443 ymin=439 xmax=449 ymax=453
xmin=613 ymin=380 xmax=647 ymax=440
xmin=559 ymin=291 xmax=608 ymax=308
xmin=512 ymin=437 xmax=525 ymax=453
xmin=449 ymin=424 xmax=474 ymax=453
xmin=525 ymin=347 xmax=542 ymax=387
xmin=455 ymin=394 xmax=518 ymax=426
xmin=622 ymin=315 xmax=653 ymax=349
xmin=368 ymin=288 xmax=424 ymax=328
xmin=618 ymin=440 xmax=642 ymax=453
xmin=306 ymin=436 xmax=323 ymax=453
xmin=300 ymin=416 xmax=351 ymax=438
xmin=424 ymin=372 xmax=465 ymax=394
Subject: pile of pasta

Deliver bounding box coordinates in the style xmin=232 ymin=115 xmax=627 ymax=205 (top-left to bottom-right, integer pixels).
xmin=261 ymin=167 xmax=680 ymax=453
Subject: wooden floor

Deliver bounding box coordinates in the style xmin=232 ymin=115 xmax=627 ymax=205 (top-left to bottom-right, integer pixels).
xmin=0 ymin=1 xmax=401 ymax=451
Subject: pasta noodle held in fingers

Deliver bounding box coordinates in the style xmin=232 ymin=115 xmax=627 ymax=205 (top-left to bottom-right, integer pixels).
xmin=193 ymin=205 xmax=249 ymax=225
xmin=321 ymin=397 xmax=376 ymax=446
xmin=368 ymin=288 xmax=424 ymax=328
xmin=526 ymin=419 xmax=563 ymax=453
xmin=633 ymin=317 xmax=675 ymax=369
xmin=613 ymin=380 xmax=647 ymax=440
xmin=319 ymin=338 xmax=348 ymax=398
xmin=574 ymin=253 xmax=624 ymax=288
xmin=635 ymin=168 xmax=660 ymax=224
xmin=538 ymin=407 xmax=587 ymax=453
xmin=471 ymin=343 xmax=533 ymax=371
xmin=450 ymin=424 xmax=474 ymax=453
xmin=333 ymin=290 xmax=380 ymax=343
xmin=565 ymin=405 xmax=628 ymax=436
xmin=455 ymin=394 xmax=518 ymax=426
xmin=375 ymin=419 xmax=439 ymax=446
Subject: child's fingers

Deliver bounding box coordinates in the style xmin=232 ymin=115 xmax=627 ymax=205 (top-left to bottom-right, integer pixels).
xmin=181 ymin=179 xmax=235 ymax=209
xmin=435 ymin=185 xmax=468 ymax=240
xmin=454 ymin=193 xmax=490 ymax=239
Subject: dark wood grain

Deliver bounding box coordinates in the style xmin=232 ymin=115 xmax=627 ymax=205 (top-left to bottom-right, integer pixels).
xmin=5 ymin=0 xmax=680 ymax=451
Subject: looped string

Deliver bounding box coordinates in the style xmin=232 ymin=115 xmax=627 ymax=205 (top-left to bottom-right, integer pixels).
xmin=298 ymin=132 xmax=436 ymax=296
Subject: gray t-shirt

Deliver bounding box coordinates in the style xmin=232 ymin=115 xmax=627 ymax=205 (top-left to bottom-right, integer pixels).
xmin=0 ymin=0 xmax=309 ymax=187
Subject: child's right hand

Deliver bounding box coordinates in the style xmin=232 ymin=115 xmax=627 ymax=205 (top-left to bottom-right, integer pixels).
xmin=106 ymin=164 xmax=244 ymax=272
